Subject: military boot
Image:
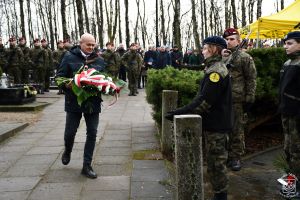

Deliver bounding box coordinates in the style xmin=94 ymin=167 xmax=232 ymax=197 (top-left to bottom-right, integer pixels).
xmin=61 ymin=150 xmax=71 ymax=165
xmin=211 ymin=192 xmax=227 ymax=200
xmin=231 ymin=160 xmax=242 ymax=171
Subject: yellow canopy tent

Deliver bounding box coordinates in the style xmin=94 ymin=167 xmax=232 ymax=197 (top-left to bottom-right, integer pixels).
xmin=240 ymin=0 xmax=300 ymax=39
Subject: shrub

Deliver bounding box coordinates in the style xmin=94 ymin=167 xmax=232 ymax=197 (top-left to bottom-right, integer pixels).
xmin=146 ymin=48 xmax=288 ymax=128
xmin=146 ymin=66 xmax=204 ymax=127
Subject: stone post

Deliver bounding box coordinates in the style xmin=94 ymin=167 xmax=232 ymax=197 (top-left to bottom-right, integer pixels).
xmin=174 ymin=115 xmax=204 ymax=200
xmin=161 ymin=90 xmax=178 ymax=157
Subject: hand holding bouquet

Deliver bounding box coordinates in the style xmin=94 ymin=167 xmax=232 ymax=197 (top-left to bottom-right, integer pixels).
xmin=56 ymin=65 xmax=126 ymax=106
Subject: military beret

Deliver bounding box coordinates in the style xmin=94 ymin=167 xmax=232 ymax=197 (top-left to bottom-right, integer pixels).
xmin=283 ymin=31 xmax=300 ymax=42
xmin=41 ymin=38 xmax=47 ymax=43
xmin=173 ymin=45 xmax=178 ymax=48
xmin=33 ymin=38 xmax=40 ymax=43
xmin=18 ymin=37 xmax=26 ymax=41
xmin=8 ymin=37 xmax=16 ymax=42
xmin=223 ymin=28 xmax=239 ymax=38
xmin=203 ymin=36 xmax=227 ymax=49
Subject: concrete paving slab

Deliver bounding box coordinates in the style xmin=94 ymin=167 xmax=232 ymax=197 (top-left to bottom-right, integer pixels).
xmin=132 ymin=168 xmax=169 ymax=182
xmin=42 ymin=168 xmax=87 ymax=183
xmin=84 ymin=176 xmax=130 ymax=191
xmin=25 ymin=146 xmax=62 ymax=155
xmin=94 ymin=164 xmax=131 ymax=176
xmin=94 ymin=155 xmax=131 ymax=165
xmin=0 ymin=177 xmax=41 ymax=192
xmin=0 ymin=191 xmax=30 ymax=200
xmin=98 ymin=147 xmax=132 ymax=156
xmin=105 ymin=134 xmax=132 ymax=141
xmin=133 ymin=160 xmax=165 ymax=169
xmin=130 ymin=181 xmax=173 ymax=198
xmin=100 ymin=140 xmax=131 ymax=148
xmin=2 ymin=164 xmax=51 ymax=177
xmin=80 ymin=190 xmax=129 ymax=200
xmin=0 ymin=122 xmax=28 ymax=143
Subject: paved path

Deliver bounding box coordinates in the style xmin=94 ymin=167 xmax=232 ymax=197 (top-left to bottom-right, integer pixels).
xmin=0 ymin=90 xmax=173 ymax=200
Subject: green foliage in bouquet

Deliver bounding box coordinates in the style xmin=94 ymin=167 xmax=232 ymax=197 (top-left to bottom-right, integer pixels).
xmin=146 ymin=66 xmax=204 ymax=127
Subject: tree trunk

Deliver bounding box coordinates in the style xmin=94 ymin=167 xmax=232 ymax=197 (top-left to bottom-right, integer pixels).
xmin=172 ymin=0 xmax=181 ymax=48
xmin=75 ymin=0 xmax=84 ymax=36
xmin=124 ymin=0 xmax=130 ymax=48
xmin=241 ymin=0 xmax=246 ymax=27
xmin=224 ymin=0 xmax=230 ymax=28
xmin=191 ymin=0 xmax=200 ymax=51
xmin=112 ymin=0 xmax=118 ymax=42
xmin=118 ymin=0 xmax=122 ymax=44
xmin=82 ymin=0 xmax=90 ymax=33
xmin=280 ymin=0 xmax=284 ymax=10
xmin=3 ymin=0 xmax=11 ymax=36
xmin=47 ymin=0 xmax=55 ymax=50
xmin=134 ymin=0 xmax=140 ymax=43
xmin=256 ymin=0 xmax=262 ymax=19
xmin=26 ymin=0 xmax=33 ymax=43
xmin=61 ymin=0 xmax=69 ymax=40
xmin=19 ymin=0 xmax=26 ymax=38
xmin=72 ymin=0 xmax=79 ymax=41
xmin=52 ymin=0 xmax=58 ymax=43
xmin=248 ymin=0 xmax=255 ymax=24
xmin=160 ymin=0 xmax=167 ymax=45
xmin=202 ymin=0 xmax=208 ymax=38
xmin=139 ymin=0 xmax=147 ymax=48
xmin=38 ymin=0 xmax=47 ymax=38
xmin=231 ymin=0 xmax=237 ymax=28
xmin=13 ymin=0 xmax=18 ymax=36
xmin=99 ymin=0 xmax=104 ymax=47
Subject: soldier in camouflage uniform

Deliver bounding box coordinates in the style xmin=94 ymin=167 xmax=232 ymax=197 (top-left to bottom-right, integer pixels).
xmin=101 ymin=42 xmax=120 ymax=78
xmin=121 ymin=43 xmax=143 ymax=96
xmin=222 ymin=28 xmax=257 ymax=171
xmin=18 ymin=37 xmax=31 ymax=83
xmin=41 ymin=39 xmax=53 ymax=92
xmin=63 ymin=39 xmax=73 ymax=51
xmin=29 ymin=38 xmax=46 ymax=93
xmin=165 ymin=36 xmax=232 ymax=200
xmin=279 ymin=31 xmax=300 ymax=187
xmin=5 ymin=37 xmax=24 ymax=84
xmin=0 ymin=37 xmax=7 ymax=74
xmin=52 ymin=40 xmax=66 ymax=94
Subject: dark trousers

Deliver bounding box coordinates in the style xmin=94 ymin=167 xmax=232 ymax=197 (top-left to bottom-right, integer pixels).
xmin=64 ymin=112 xmax=99 ymax=165
xmin=118 ymin=65 xmax=127 ymax=82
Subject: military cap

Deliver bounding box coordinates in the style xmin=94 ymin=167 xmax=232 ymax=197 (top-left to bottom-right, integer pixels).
xmin=33 ymin=38 xmax=40 ymax=43
xmin=63 ymin=39 xmax=70 ymax=43
xmin=283 ymin=31 xmax=300 ymax=42
xmin=203 ymin=36 xmax=227 ymax=49
xmin=223 ymin=28 xmax=239 ymax=38
xmin=18 ymin=37 xmax=26 ymax=41
xmin=41 ymin=38 xmax=47 ymax=43
xmin=8 ymin=37 xmax=16 ymax=42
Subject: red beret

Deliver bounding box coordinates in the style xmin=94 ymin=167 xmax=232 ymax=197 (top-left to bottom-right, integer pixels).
xmin=63 ymin=39 xmax=70 ymax=43
xmin=19 ymin=37 xmax=26 ymax=41
xmin=41 ymin=38 xmax=47 ymax=43
xmin=8 ymin=37 xmax=16 ymax=42
xmin=223 ymin=28 xmax=239 ymax=38
xmin=33 ymin=38 xmax=40 ymax=43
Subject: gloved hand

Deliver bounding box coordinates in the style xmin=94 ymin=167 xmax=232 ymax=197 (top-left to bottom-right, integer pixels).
xmin=165 ymin=110 xmax=176 ymax=121
xmin=243 ymin=102 xmax=253 ymax=113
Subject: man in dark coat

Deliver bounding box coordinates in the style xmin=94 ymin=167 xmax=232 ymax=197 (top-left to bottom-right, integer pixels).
xmin=170 ymin=45 xmax=183 ymax=68
xmin=56 ymin=33 xmax=106 ymax=179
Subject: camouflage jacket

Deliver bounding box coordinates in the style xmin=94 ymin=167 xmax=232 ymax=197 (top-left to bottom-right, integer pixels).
xmin=5 ymin=45 xmax=24 ymax=69
xmin=18 ymin=44 xmax=31 ymax=67
xmin=52 ymin=48 xmax=66 ymax=69
xmin=101 ymin=49 xmax=121 ymax=74
xmin=29 ymin=46 xmax=46 ymax=69
xmin=43 ymin=46 xmax=53 ymax=70
xmin=121 ymin=50 xmax=143 ymax=73
xmin=223 ymin=47 xmax=257 ymax=103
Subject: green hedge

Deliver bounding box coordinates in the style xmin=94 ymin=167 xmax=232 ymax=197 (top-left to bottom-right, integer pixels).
xmin=146 ymin=48 xmax=288 ymax=127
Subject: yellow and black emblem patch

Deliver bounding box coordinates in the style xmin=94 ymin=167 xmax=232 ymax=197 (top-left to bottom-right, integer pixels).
xmin=209 ymin=73 xmax=220 ymax=82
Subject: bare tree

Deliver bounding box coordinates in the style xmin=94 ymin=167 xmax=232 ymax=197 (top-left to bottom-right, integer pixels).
xmin=124 ymin=0 xmax=130 ymax=47
xmin=202 ymin=0 xmax=208 ymax=38
xmin=134 ymin=0 xmax=140 ymax=43
xmin=75 ymin=0 xmax=84 ymax=36
xmin=172 ymin=0 xmax=181 ymax=48
xmin=117 ymin=0 xmax=122 ymax=44
xmin=82 ymin=0 xmax=90 ymax=33
xmin=160 ymin=0 xmax=167 ymax=45
xmin=191 ymin=0 xmax=200 ymax=51
xmin=61 ymin=0 xmax=70 ymax=40
xmin=241 ymin=0 xmax=246 ymax=27
xmin=248 ymin=0 xmax=255 ymax=23
xmin=19 ymin=0 xmax=26 ymax=37
xmin=280 ymin=0 xmax=284 ymax=10
xmin=46 ymin=0 xmax=54 ymax=49
xmin=26 ymin=0 xmax=33 ymax=43
xmin=231 ymin=0 xmax=237 ymax=28
xmin=224 ymin=0 xmax=230 ymax=28
xmin=104 ymin=0 xmax=118 ymax=43
xmin=139 ymin=0 xmax=147 ymax=48
xmin=257 ymin=0 xmax=263 ymax=19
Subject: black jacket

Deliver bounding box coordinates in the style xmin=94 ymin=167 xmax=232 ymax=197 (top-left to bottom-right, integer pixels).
xmin=171 ymin=56 xmax=233 ymax=133
xmin=278 ymin=52 xmax=300 ymax=117
xmin=56 ymin=46 xmax=106 ymax=113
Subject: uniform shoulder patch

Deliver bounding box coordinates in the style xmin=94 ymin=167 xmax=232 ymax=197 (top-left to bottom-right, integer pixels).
xmin=209 ymin=72 xmax=220 ymax=82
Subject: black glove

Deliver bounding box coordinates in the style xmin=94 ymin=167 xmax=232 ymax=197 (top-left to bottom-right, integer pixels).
xmin=165 ymin=111 xmax=176 ymax=121
xmin=243 ymin=102 xmax=253 ymax=113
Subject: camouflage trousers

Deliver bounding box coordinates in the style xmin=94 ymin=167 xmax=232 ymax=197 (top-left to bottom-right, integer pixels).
xmin=282 ymin=115 xmax=300 ymax=178
xmin=228 ymin=103 xmax=245 ymax=160
xmin=127 ymin=70 xmax=139 ymax=95
xmin=205 ymin=131 xmax=228 ymax=193
xmin=7 ymin=66 xmax=21 ymax=84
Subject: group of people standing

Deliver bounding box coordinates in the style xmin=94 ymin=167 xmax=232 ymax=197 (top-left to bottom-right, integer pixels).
xmin=166 ymin=29 xmax=300 ymax=200
xmin=0 ymin=36 xmax=72 ymax=93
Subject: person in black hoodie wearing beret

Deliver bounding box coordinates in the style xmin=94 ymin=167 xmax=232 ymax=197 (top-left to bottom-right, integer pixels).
xmin=165 ymin=36 xmax=232 ymax=200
